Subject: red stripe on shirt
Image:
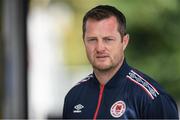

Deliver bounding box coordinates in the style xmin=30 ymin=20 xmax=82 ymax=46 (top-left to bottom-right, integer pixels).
xmin=93 ymin=84 xmax=105 ymax=120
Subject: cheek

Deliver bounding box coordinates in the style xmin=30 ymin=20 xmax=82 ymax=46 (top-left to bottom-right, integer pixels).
xmin=111 ymin=45 xmax=124 ymax=58
xmin=85 ymin=47 xmax=94 ymax=57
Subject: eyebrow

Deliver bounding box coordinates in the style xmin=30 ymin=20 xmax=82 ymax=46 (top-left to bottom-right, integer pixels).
xmin=86 ymin=36 xmax=115 ymax=39
xmin=103 ymin=36 xmax=115 ymax=39
xmin=85 ymin=37 xmax=97 ymax=40
xmin=86 ymin=37 xmax=97 ymax=39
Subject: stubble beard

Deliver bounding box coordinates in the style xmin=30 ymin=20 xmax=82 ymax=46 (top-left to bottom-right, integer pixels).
xmin=93 ymin=63 xmax=113 ymax=72
xmin=92 ymin=58 xmax=119 ymax=72
xmin=91 ymin=56 xmax=124 ymax=73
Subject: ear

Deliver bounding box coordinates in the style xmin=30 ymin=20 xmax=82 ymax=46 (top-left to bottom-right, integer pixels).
xmin=122 ymin=34 xmax=129 ymax=51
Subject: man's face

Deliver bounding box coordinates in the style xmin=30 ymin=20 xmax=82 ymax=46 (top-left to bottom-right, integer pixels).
xmin=84 ymin=16 xmax=129 ymax=71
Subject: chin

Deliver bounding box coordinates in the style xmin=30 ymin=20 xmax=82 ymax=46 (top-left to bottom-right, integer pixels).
xmin=94 ymin=64 xmax=112 ymax=71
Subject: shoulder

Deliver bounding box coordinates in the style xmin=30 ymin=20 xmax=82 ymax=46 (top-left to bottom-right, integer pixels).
xmin=126 ymin=68 xmax=161 ymax=100
xmin=63 ymin=74 xmax=94 ymax=118
xmin=125 ymin=67 xmax=178 ymax=118
xmin=65 ymin=74 xmax=94 ymax=99
xmin=124 ymin=67 xmax=179 ymax=118
xmin=76 ymin=74 xmax=94 ymax=86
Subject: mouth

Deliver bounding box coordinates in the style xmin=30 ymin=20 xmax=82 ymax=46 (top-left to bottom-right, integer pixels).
xmin=96 ymin=55 xmax=108 ymax=58
xmin=96 ymin=55 xmax=109 ymax=60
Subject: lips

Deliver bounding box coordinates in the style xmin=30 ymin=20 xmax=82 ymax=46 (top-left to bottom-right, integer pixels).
xmin=96 ymin=54 xmax=109 ymax=60
xmin=96 ymin=55 xmax=108 ymax=58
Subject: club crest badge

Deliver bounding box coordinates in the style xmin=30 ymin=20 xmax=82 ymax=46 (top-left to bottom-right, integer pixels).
xmin=110 ymin=100 xmax=126 ymax=118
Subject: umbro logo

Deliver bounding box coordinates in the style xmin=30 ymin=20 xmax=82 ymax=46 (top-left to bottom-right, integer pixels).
xmin=73 ymin=104 xmax=84 ymax=113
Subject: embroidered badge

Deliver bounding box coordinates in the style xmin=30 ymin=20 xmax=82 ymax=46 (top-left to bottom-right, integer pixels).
xmin=110 ymin=101 xmax=126 ymax=118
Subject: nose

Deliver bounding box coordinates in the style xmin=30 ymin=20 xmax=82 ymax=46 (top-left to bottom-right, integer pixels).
xmin=96 ymin=40 xmax=105 ymax=53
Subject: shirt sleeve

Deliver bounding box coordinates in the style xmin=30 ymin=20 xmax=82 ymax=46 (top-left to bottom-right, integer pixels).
xmin=143 ymin=93 xmax=179 ymax=119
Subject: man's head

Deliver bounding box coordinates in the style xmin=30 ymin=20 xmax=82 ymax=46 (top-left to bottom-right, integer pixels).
xmin=83 ymin=5 xmax=126 ymax=39
xmin=83 ymin=5 xmax=129 ymax=72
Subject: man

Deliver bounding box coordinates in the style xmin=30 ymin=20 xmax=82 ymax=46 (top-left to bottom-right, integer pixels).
xmin=63 ymin=5 xmax=179 ymax=119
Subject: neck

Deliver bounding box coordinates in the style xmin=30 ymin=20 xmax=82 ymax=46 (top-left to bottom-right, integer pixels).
xmin=94 ymin=59 xmax=124 ymax=85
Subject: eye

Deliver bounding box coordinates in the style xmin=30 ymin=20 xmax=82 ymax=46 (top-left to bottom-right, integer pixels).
xmin=86 ymin=38 xmax=97 ymax=43
xmin=104 ymin=38 xmax=114 ymax=42
xmin=107 ymin=38 xmax=113 ymax=41
xmin=88 ymin=38 xmax=96 ymax=41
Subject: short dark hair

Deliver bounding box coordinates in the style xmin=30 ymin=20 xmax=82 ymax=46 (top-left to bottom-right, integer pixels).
xmin=82 ymin=5 xmax=127 ymax=38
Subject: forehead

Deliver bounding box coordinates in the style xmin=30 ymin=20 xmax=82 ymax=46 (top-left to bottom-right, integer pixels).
xmin=86 ymin=16 xmax=118 ymax=32
xmin=86 ymin=16 xmax=118 ymax=27
xmin=85 ymin=16 xmax=119 ymax=36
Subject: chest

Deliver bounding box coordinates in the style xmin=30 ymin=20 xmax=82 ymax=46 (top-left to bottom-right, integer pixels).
xmin=68 ymin=86 xmax=141 ymax=119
